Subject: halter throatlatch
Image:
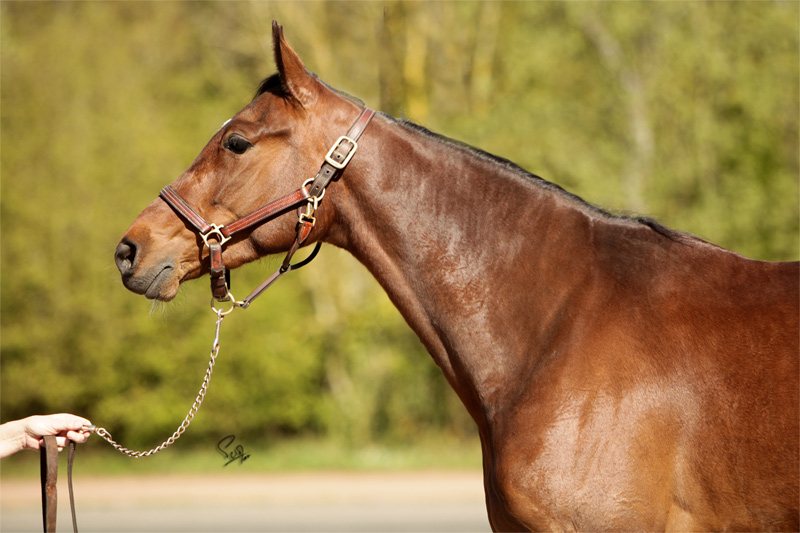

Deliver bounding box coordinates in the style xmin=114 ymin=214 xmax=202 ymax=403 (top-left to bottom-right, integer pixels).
xmin=159 ymin=107 xmax=375 ymax=310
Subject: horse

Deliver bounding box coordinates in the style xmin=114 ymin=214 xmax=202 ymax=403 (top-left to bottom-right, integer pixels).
xmin=115 ymin=22 xmax=799 ymax=531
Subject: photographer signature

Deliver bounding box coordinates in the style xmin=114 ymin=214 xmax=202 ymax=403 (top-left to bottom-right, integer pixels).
xmin=216 ymin=435 xmax=251 ymax=466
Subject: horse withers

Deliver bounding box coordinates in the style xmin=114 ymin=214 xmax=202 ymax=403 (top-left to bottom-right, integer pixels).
xmin=115 ymin=23 xmax=799 ymax=531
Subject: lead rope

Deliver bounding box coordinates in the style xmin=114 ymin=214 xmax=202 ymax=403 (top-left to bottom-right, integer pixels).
xmin=39 ymin=436 xmax=79 ymax=533
xmin=84 ymin=304 xmax=229 ymax=457
xmin=84 ymin=209 xmax=319 ymax=454
xmin=40 ymin=309 xmax=224 ymax=533
xmin=68 ymin=440 xmax=77 ymax=532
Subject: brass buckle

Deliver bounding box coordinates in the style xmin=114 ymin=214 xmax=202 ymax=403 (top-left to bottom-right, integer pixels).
xmin=325 ymin=136 xmax=358 ymax=170
xmin=201 ymin=224 xmax=231 ymax=249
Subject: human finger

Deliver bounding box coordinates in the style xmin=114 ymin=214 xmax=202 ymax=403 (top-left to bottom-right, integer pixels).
xmin=47 ymin=414 xmax=92 ymax=434
xmin=65 ymin=429 xmax=91 ymax=444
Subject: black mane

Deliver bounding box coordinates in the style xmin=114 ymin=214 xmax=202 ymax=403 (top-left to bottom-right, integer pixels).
xmin=396 ymin=119 xmax=683 ymax=241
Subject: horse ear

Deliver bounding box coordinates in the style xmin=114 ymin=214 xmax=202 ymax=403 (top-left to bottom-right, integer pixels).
xmin=272 ymin=21 xmax=316 ymax=107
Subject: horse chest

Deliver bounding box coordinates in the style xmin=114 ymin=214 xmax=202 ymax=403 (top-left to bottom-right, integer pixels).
xmin=487 ymin=441 xmax=669 ymax=530
xmin=483 ymin=384 xmax=681 ymax=530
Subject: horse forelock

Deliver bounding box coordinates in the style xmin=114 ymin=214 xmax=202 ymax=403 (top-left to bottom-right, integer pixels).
xmin=253 ymin=73 xmax=286 ymax=100
xmin=253 ymin=72 xmax=365 ymax=108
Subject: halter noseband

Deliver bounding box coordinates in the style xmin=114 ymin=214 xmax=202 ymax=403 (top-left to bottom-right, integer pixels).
xmin=159 ymin=107 xmax=375 ymax=309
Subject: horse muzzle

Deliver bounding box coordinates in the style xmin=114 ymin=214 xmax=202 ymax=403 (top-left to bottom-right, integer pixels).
xmin=115 ymin=238 xmax=181 ymax=301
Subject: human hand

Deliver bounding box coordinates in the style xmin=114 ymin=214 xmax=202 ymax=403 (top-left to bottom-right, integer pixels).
xmin=0 ymin=414 xmax=92 ymax=459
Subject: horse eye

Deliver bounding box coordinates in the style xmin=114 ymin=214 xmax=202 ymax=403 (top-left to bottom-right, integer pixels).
xmin=224 ymin=135 xmax=252 ymax=155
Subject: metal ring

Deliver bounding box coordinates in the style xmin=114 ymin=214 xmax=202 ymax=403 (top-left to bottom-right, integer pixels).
xmin=210 ymin=294 xmax=238 ymax=316
xmin=302 ymin=178 xmax=325 ymax=202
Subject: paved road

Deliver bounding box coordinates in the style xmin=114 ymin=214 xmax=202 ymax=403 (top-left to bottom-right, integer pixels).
xmin=1 ymin=471 xmax=491 ymax=532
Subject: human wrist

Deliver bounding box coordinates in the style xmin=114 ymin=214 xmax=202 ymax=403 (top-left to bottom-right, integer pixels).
xmin=0 ymin=419 xmax=27 ymax=459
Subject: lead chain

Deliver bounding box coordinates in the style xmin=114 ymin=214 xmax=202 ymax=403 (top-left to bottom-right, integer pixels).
xmin=85 ymin=308 xmax=227 ymax=458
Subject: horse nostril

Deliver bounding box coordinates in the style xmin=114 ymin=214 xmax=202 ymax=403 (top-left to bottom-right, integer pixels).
xmin=115 ymin=239 xmax=138 ymax=276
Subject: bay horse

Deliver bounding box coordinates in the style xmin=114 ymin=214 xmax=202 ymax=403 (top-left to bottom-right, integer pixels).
xmin=115 ymin=23 xmax=799 ymax=531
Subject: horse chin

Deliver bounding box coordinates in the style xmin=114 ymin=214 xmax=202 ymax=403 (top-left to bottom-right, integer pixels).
xmin=146 ymin=271 xmax=180 ymax=302
xmin=122 ymin=263 xmax=182 ymax=302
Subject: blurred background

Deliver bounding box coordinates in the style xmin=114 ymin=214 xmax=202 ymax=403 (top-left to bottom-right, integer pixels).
xmin=2 ymin=0 xmax=798 ymax=480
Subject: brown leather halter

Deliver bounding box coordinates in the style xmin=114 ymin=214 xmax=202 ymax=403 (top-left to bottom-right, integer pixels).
xmin=159 ymin=107 xmax=375 ymax=309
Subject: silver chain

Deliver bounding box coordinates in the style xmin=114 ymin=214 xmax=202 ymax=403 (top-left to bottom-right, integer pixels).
xmin=85 ymin=305 xmax=229 ymax=458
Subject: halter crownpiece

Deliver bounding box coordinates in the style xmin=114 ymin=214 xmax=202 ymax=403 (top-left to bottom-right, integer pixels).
xmin=159 ymin=107 xmax=375 ymax=309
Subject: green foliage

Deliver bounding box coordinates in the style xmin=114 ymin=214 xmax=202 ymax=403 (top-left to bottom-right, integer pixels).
xmin=2 ymin=2 xmax=797 ymax=457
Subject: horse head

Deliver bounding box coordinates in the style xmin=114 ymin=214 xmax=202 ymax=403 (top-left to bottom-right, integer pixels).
xmin=115 ymin=22 xmax=366 ymax=302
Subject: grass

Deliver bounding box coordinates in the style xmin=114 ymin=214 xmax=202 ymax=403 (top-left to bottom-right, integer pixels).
xmin=0 ymin=434 xmax=482 ymax=478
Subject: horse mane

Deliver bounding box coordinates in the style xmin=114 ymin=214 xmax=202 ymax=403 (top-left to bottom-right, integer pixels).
xmin=395 ymin=119 xmax=684 ymax=242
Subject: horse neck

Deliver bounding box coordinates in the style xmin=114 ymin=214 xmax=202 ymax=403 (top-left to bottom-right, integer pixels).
xmin=328 ymin=116 xmax=595 ymax=429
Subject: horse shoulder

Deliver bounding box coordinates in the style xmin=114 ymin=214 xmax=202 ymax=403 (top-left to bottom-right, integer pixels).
xmin=480 ymin=241 xmax=799 ymax=530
